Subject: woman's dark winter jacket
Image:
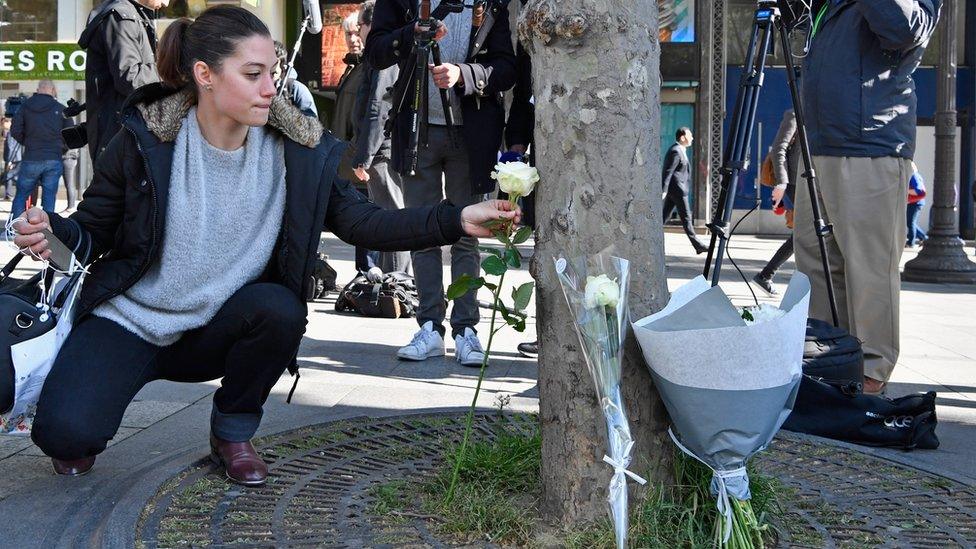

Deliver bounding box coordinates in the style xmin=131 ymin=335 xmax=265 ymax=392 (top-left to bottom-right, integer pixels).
xmin=48 ymin=83 xmax=467 ymax=323
xmin=78 ymin=0 xmax=159 ymax=161
xmin=364 ymin=0 xmax=516 ymax=194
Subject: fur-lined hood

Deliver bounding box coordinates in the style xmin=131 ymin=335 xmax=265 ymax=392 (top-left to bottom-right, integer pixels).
xmin=133 ymin=87 xmax=323 ymax=148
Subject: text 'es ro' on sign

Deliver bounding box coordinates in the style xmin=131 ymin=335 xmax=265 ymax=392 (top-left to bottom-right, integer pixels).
xmin=0 ymin=43 xmax=87 ymax=81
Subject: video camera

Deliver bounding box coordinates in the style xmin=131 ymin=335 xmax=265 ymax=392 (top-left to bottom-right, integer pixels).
xmin=61 ymin=99 xmax=88 ymax=149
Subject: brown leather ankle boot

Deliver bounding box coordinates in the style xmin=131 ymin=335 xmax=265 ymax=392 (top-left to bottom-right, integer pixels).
xmin=209 ymin=434 xmax=268 ymax=486
xmin=51 ymin=456 xmax=96 ymax=476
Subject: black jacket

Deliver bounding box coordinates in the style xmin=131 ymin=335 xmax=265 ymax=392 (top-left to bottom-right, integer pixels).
xmin=49 ymin=83 xmax=467 ymax=323
xmin=78 ymin=0 xmax=159 ymax=162
xmin=10 ymin=94 xmax=71 ymax=162
xmin=364 ymin=0 xmax=516 ymax=194
xmin=661 ymin=143 xmax=690 ymax=196
xmin=504 ymin=38 xmax=534 ymax=150
xmin=351 ymin=63 xmax=399 ymax=169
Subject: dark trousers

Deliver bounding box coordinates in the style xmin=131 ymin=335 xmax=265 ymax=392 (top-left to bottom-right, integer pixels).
xmin=353 ymin=185 xmax=380 ymax=272
xmin=760 ymin=236 xmax=795 ymax=279
xmin=31 ymin=283 xmax=306 ymax=460
xmin=663 ymin=190 xmax=699 ymax=243
xmin=402 ymin=126 xmax=482 ymax=338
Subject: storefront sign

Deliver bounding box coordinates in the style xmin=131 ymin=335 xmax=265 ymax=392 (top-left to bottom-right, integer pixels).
xmin=0 ymin=43 xmax=86 ymax=81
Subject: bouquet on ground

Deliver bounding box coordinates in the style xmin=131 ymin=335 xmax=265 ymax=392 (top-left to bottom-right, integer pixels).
xmin=555 ymin=253 xmax=646 ymax=549
xmin=632 ymin=273 xmax=810 ymax=548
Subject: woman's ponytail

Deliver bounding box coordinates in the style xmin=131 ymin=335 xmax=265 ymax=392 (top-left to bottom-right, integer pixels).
xmin=156 ymin=18 xmax=192 ymax=89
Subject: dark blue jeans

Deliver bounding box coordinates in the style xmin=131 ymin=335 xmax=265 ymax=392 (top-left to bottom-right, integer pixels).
xmin=906 ymin=202 xmax=927 ymax=244
xmin=12 ymin=159 xmax=62 ymax=218
xmin=31 ymin=283 xmax=306 ymax=460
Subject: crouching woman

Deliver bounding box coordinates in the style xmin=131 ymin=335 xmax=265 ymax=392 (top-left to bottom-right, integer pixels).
xmin=13 ymin=5 xmax=518 ymax=485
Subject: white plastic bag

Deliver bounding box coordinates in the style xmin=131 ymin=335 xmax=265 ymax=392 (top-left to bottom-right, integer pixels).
xmin=1 ymin=269 xmax=85 ymax=435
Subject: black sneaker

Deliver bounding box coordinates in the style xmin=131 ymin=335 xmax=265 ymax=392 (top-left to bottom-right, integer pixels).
xmin=752 ymin=274 xmax=778 ymax=296
xmin=517 ymin=341 xmax=538 ymax=358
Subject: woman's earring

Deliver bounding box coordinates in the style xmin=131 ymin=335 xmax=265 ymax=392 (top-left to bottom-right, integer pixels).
xmin=205 ymin=84 xmax=213 ymax=91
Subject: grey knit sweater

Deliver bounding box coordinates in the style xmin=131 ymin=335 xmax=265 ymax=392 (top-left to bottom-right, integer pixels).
xmin=94 ymin=107 xmax=286 ymax=346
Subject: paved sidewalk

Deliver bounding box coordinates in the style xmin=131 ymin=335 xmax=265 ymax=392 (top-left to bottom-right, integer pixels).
xmin=0 ymin=197 xmax=973 ymax=546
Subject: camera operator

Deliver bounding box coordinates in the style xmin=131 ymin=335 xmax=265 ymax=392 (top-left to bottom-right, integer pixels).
xmin=365 ymin=0 xmax=515 ymax=366
xmin=796 ymin=0 xmax=941 ymax=394
xmin=78 ymin=0 xmax=167 ymax=162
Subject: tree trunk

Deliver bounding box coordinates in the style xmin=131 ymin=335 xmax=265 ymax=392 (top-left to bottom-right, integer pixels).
xmin=519 ymin=0 xmax=672 ymax=526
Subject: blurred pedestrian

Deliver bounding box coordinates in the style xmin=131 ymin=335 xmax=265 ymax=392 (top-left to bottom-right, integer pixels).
xmin=906 ymin=161 xmax=927 ymax=248
xmin=9 ymin=80 xmax=72 ymax=218
xmin=79 ymin=0 xmax=166 ymax=162
xmin=753 ymin=110 xmax=798 ymax=296
xmin=663 ymin=127 xmax=707 ymax=254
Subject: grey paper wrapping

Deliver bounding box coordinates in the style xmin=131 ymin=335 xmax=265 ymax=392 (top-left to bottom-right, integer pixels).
xmin=631 ymin=273 xmax=810 ymax=539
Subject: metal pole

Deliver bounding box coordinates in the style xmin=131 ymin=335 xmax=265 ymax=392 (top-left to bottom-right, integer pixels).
xmin=903 ymin=0 xmax=976 ymax=283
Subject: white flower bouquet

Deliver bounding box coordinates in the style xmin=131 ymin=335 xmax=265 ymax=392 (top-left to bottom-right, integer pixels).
xmin=632 ymin=274 xmax=810 ymax=548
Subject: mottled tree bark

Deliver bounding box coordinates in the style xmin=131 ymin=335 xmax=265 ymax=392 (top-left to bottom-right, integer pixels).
xmin=519 ymin=0 xmax=672 ymax=525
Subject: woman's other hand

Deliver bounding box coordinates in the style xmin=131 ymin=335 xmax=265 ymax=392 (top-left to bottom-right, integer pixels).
xmin=12 ymin=207 xmax=53 ymax=261
xmin=460 ymin=200 xmax=522 ymax=238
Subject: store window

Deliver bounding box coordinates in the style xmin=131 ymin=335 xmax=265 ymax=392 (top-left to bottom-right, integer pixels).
xmin=659 ymin=0 xmax=695 ymax=43
xmin=0 ymin=0 xmax=58 ymax=42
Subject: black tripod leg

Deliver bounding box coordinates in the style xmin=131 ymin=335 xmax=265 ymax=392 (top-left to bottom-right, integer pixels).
xmin=431 ymin=43 xmax=460 ymax=146
xmin=778 ymin=22 xmax=841 ymax=326
xmin=705 ymin=8 xmax=776 ymax=286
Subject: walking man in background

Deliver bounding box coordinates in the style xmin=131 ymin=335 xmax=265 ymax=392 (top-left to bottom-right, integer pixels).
xmin=9 ymin=80 xmax=71 ymax=218
xmin=662 ymin=127 xmax=708 ymax=254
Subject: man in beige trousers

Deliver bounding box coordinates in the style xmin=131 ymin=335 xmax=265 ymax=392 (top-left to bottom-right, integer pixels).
xmin=795 ymin=0 xmax=941 ymax=394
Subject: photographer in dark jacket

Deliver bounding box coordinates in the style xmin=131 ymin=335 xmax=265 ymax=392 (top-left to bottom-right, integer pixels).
xmin=13 ymin=6 xmax=519 ymax=484
xmin=796 ymin=0 xmax=940 ymax=394
xmin=78 ymin=0 xmax=165 ymax=162
xmin=365 ymin=0 xmax=516 ymax=367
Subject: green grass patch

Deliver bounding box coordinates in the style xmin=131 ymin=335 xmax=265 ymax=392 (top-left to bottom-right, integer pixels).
xmin=367 ymin=423 xmax=789 ymax=548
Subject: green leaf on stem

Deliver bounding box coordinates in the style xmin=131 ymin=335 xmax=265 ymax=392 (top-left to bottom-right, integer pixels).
xmin=481 ymin=255 xmax=508 ymax=276
xmin=478 ymin=246 xmax=503 ymax=258
xmin=504 ymin=247 xmax=522 ymax=269
xmin=446 ymin=274 xmax=484 ymax=300
xmin=512 ymin=282 xmax=534 ymax=312
xmin=492 ymin=228 xmax=512 ymax=246
xmin=511 ymin=225 xmax=533 ymax=245
xmin=483 ymin=281 xmax=498 ymax=291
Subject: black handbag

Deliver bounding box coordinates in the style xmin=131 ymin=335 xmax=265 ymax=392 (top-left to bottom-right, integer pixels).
xmin=0 ymin=254 xmax=57 ymax=415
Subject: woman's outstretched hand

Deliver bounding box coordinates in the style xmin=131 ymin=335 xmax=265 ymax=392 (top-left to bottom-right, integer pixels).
xmin=12 ymin=207 xmax=53 ymax=261
xmin=460 ymin=199 xmax=522 ymax=238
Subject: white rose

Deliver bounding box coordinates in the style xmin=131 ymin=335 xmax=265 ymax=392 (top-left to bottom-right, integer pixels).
xmin=584 ymin=274 xmax=620 ymax=309
xmin=491 ymin=160 xmax=539 ymax=198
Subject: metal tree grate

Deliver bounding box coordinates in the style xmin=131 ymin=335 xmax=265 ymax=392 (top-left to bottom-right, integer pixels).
xmin=137 ymin=413 xmax=976 ymax=548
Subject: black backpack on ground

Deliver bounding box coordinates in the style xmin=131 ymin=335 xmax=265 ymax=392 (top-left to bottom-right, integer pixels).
xmin=335 ymin=271 xmax=418 ymax=319
xmin=784 ymin=375 xmax=939 ymax=450
xmin=785 ymin=319 xmax=939 ymax=450
xmin=305 ymin=253 xmax=338 ymax=301
xmin=802 ymin=318 xmax=864 ymax=392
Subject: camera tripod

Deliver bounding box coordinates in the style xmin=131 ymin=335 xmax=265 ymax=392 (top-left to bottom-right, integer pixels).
xmin=387 ymin=0 xmax=468 ymax=176
xmin=702 ymin=0 xmax=839 ymax=326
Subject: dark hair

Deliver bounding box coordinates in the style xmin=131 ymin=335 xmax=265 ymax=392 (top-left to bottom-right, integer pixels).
xmin=359 ymin=1 xmax=376 ymax=25
xmin=156 ymin=5 xmax=272 ymax=91
xmin=675 ymin=127 xmax=692 ymax=141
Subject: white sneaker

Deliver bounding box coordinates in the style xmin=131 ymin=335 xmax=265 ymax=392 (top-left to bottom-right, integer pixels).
xmin=397 ymin=321 xmax=446 ymax=361
xmin=455 ymin=328 xmax=487 ymax=368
